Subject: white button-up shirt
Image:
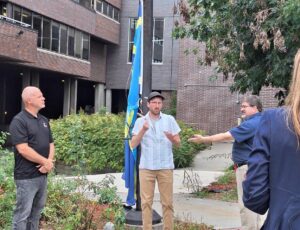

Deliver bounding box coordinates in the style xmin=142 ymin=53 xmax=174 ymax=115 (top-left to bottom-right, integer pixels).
xmin=132 ymin=112 xmax=181 ymax=170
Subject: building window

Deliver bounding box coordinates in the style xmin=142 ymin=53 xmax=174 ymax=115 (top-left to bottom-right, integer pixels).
xmin=0 ymin=2 xmax=7 ymax=16
xmin=107 ymin=4 xmax=113 ymax=18
xmin=102 ymin=1 xmax=108 ymax=15
xmin=32 ymin=14 xmax=42 ymax=47
xmin=68 ymin=28 xmax=75 ymax=57
xmin=128 ymin=18 xmax=164 ymax=64
xmin=82 ymin=33 xmax=89 ymax=60
xmin=13 ymin=5 xmax=21 ymax=22
xmin=10 ymin=3 xmax=90 ymax=60
xmin=42 ymin=18 xmax=51 ymax=50
xmin=51 ymin=22 xmax=59 ymax=52
xmin=128 ymin=18 xmax=137 ymax=63
xmin=60 ymin=25 xmax=68 ymax=54
xmin=94 ymin=0 xmax=119 ymax=22
xmin=75 ymin=30 xmax=82 ymax=58
xmin=21 ymin=9 xmax=32 ymax=25
xmin=153 ymin=18 xmax=164 ymax=63
xmin=113 ymin=8 xmax=119 ymax=21
xmin=96 ymin=0 xmax=103 ymax=12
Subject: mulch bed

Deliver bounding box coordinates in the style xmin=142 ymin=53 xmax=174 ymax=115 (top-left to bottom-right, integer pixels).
xmin=204 ymin=182 xmax=236 ymax=193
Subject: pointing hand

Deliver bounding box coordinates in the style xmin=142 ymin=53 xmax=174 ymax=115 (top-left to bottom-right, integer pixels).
xmin=188 ymin=134 xmax=206 ymax=144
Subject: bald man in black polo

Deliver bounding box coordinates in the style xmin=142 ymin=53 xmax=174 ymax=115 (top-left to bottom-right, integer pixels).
xmin=9 ymin=86 xmax=55 ymax=230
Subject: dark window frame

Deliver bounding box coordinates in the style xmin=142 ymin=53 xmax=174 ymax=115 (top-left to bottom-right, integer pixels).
xmin=59 ymin=24 xmax=68 ymax=54
xmin=32 ymin=14 xmax=42 ymax=47
xmin=51 ymin=21 xmax=60 ymax=52
xmin=10 ymin=3 xmax=90 ymax=61
xmin=42 ymin=17 xmax=51 ymax=50
xmin=128 ymin=17 xmax=164 ymax=64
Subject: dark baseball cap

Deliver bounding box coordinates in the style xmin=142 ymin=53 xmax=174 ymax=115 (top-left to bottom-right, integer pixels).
xmin=146 ymin=91 xmax=165 ymax=101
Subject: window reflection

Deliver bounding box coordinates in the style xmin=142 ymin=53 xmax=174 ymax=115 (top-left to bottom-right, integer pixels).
xmin=13 ymin=6 xmax=21 ymax=22
xmin=0 ymin=2 xmax=7 ymax=16
xmin=21 ymin=9 xmax=31 ymax=25
xmin=7 ymin=3 xmax=91 ymax=61
xmin=42 ymin=18 xmax=51 ymax=49
xmin=82 ymin=34 xmax=89 ymax=60
xmin=51 ymin=22 xmax=59 ymax=52
xmin=60 ymin=25 xmax=68 ymax=54
xmin=128 ymin=18 xmax=164 ymax=64
xmin=32 ymin=14 xmax=42 ymax=47
xmin=94 ymin=0 xmax=119 ymax=22
xmin=75 ymin=30 xmax=82 ymax=58
xmin=68 ymin=28 xmax=75 ymax=57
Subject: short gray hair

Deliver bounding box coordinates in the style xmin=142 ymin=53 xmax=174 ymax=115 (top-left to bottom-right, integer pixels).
xmin=242 ymin=95 xmax=263 ymax=112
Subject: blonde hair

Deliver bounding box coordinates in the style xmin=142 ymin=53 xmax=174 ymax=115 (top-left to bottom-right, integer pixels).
xmin=285 ymin=49 xmax=300 ymax=140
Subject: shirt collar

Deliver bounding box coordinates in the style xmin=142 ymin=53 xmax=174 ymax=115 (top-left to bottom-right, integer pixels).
xmin=145 ymin=112 xmax=163 ymax=120
xmin=244 ymin=112 xmax=261 ymax=120
xmin=23 ymin=109 xmax=39 ymax=119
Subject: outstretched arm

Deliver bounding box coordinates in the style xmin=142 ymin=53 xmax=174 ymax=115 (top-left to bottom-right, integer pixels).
xmin=188 ymin=131 xmax=234 ymax=144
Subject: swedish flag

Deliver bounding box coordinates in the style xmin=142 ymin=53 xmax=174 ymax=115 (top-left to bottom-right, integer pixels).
xmin=122 ymin=0 xmax=142 ymax=206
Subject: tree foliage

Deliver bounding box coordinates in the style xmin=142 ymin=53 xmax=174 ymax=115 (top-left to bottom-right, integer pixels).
xmin=173 ymin=0 xmax=300 ymax=99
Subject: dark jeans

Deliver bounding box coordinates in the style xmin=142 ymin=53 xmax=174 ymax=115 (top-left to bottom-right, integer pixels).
xmin=12 ymin=175 xmax=47 ymax=230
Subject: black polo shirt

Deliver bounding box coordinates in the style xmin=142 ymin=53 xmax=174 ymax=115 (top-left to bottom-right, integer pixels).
xmin=9 ymin=110 xmax=53 ymax=180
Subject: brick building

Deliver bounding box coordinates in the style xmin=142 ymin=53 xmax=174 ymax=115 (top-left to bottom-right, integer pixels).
xmin=176 ymin=39 xmax=279 ymax=134
xmin=106 ymin=0 xmax=179 ymax=113
xmin=0 ymin=0 xmax=121 ymax=130
xmin=0 ymin=0 xmax=180 ymax=132
xmin=0 ymin=0 xmax=279 ymax=135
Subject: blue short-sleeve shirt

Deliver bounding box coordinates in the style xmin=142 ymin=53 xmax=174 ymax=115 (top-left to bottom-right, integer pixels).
xmin=229 ymin=112 xmax=262 ymax=164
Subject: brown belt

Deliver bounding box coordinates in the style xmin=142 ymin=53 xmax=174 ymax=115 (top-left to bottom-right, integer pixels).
xmin=234 ymin=162 xmax=247 ymax=171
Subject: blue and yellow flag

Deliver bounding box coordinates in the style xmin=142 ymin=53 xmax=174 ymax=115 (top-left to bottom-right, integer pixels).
xmin=122 ymin=0 xmax=142 ymax=206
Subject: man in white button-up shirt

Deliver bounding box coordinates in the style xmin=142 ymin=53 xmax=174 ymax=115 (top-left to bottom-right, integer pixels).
xmin=131 ymin=91 xmax=181 ymax=230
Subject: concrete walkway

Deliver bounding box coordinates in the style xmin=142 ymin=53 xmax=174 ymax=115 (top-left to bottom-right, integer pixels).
xmin=83 ymin=142 xmax=242 ymax=229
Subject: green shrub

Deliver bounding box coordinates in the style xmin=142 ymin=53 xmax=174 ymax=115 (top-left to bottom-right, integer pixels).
xmin=0 ymin=131 xmax=125 ymax=229
xmin=44 ymin=174 xmax=126 ymax=229
xmin=0 ymin=132 xmax=15 ymax=228
xmin=0 ymin=131 xmax=8 ymax=151
xmin=51 ymin=113 xmax=207 ymax=172
xmin=51 ymin=113 xmax=125 ymax=173
xmin=93 ymin=175 xmax=125 ymax=228
xmin=0 ymin=153 xmax=15 ymax=229
xmin=174 ymin=121 xmax=206 ymax=168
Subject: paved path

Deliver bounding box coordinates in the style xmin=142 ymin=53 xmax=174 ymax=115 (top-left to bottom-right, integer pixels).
xmin=82 ymin=142 xmax=242 ymax=229
xmin=192 ymin=142 xmax=234 ymax=171
xmin=154 ymin=142 xmax=241 ymax=229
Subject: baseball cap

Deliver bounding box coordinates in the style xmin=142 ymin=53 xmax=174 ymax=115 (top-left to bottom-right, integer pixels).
xmin=146 ymin=91 xmax=165 ymax=101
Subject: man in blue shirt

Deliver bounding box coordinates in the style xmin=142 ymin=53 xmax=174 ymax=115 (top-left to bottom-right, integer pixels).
xmin=131 ymin=91 xmax=181 ymax=230
xmin=188 ymin=95 xmax=263 ymax=230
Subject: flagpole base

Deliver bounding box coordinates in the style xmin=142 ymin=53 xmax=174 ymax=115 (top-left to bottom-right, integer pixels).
xmin=125 ymin=209 xmax=162 ymax=226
